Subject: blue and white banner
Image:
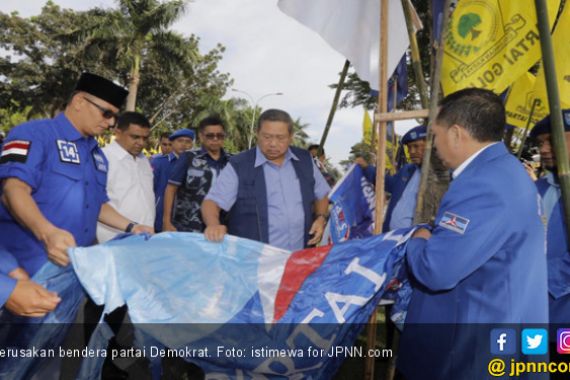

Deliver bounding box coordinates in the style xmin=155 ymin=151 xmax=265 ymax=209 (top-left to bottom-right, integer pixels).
xmin=326 ymin=164 xmax=376 ymax=244
xmin=0 ymin=229 xmax=414 ymax=379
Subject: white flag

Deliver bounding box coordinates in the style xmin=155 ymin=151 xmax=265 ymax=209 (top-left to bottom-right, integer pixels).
xmin=277 ymin=0 xmax=410 ymax=89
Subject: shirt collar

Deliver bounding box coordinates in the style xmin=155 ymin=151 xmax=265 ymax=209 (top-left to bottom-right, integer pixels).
xmin=452 ymin=142 xmax=498 ymax=179
xmin=108 ymin=140 xmax=144 ymax=160
xmin=168 ymin=152 xmax=178 ymax=162
xmin=254 ymin=146 xmax=298 ymax=167
xmin=546 ymin=171 xmax=559 ymax=188
xmin=54 ymin=113 xmax=85 ymax=141
xmin=54 ymin=113 xmax=98 ymax=148
xmin=198 ymin=147 xmax=229 ymax=161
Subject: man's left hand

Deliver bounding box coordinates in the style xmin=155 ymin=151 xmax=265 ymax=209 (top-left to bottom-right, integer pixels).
xmin=131 ymin=224 xmax=154 ymax=235
xmin=308 ymin=217 xmax=326 ymax=246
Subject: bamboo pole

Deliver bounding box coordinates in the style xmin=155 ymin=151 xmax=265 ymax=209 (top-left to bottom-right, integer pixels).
xmin=535 ymin=0 xmax=570 ymax=241
xmin=516 ymin=98 xmax=540 ymax=159
xmin=377 ymin=109 xmax=429 ymax=122
xmin=413 ymin=0 xmax=452 ymax=224
xmin=317 ymin=60 xmax=351 ymax=156
xmin=364 ymin=0 xmax=389 ymax=379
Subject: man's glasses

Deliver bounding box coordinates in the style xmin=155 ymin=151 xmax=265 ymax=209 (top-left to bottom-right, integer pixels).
xmin=204 ymin=133 xmax=226 ymax=140
xmin=83 ymin=97 xmax=118 ymax=120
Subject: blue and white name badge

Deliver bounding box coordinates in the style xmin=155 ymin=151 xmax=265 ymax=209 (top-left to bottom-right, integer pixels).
xmin=57 ymin=140 xmax=80 ymax=164
xmin=92 ymin=152 xmax=107 ymax=172
xmin=438 ymin=211 xmax=470 ymax=234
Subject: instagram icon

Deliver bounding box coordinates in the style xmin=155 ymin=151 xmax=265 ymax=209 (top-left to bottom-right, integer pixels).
xmin=557 ymin=329 xmax=570 ymax=354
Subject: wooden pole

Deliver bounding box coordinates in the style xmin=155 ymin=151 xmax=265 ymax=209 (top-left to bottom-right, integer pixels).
xmin=377 ymin=109 xmax=429 ymax=122
xmin=364 ymin=0 xmax=389 ymax=379
xmin=413 ymin=0 xmax=452 ymax=224
xmin=317 ymin=60 xmax=351 ymax=156
xmin=535 ymin=0 xmax=570 ymax=241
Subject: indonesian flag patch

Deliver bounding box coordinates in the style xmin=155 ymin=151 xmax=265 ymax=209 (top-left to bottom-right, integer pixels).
xmin=0 ymin=140 xmax=32 ymax=164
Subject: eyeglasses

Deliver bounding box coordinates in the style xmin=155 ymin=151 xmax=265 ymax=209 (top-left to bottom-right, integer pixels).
xmin=83 ymin=97 xmax=118 ymax=120
xmin=204 ymin=133 xmax=226 ymax=140
xmin=259 ymin=133 xmax=289 ymax=143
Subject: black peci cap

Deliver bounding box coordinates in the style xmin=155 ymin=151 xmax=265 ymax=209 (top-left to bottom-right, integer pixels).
xmin=75 ymin=72 xmax=129 ymax=109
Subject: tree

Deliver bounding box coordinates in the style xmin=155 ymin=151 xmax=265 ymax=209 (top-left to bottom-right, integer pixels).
xmin=0 ymin=2 xmax=114 ymax=117
xmin=0 ymin=2 xmax=232 ymax=137
xmin=69 ymin=0 xmax=190 ymax=111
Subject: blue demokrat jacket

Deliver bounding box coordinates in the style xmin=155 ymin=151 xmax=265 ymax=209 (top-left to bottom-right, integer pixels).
xmin=363 ymin=163 xmax=419 ymax=232
xmin=398 ymin=143 xmax=548 ymax=380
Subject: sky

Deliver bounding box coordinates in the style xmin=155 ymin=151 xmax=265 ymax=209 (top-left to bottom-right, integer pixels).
xmin=0 ymin=0 xmax=416 ymax=167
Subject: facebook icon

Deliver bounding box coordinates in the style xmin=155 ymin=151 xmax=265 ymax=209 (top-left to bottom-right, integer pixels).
xmin=490 ymin=328 xmax=516 ymax=355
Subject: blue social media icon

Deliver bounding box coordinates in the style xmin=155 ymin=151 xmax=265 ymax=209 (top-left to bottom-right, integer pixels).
xmin=490 ymin=328 xmax=516 ymax=355
xmin=522 ymin=329 xmax=548 ymax=355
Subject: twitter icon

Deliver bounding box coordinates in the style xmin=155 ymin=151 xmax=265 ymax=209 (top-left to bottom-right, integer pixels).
xmin=522 ymin=329 xmax=548 ymax=355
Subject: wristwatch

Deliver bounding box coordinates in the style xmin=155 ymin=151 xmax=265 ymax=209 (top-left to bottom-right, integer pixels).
xmin=315 ymin=213 xmax=328 ymax=222
xmin=125 ymin=222 xmax=138 ymax=233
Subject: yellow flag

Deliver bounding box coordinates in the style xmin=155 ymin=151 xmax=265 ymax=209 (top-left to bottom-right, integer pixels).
xmin=505 ymin=73 xmax=549 ymax=129
xmin=441 ymin=0 xmax=560 ymax=95
xmin=362 ymin=109 xmax=373 ymax=145
xmin=534 ymin=1 xmax=570 ymax=109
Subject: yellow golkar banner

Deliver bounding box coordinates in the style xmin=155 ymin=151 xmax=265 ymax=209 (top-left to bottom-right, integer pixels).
xmin=505 ymin=73 xmax=549 ymax=129
xmin=441 ymin=0 xmax=560 ymax=95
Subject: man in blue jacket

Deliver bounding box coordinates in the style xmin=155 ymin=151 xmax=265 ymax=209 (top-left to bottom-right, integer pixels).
xmin=530 ymin=109 xmax=570 ymax=378
xmin=151 ymin=128 xmax=194 ymax=231
xmin=397 ymin=88 xmax=548 ymax=379
xmin=356 ymin=125 xmax=426 ymax=232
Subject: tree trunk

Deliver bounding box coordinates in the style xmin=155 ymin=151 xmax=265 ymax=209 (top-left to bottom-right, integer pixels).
xmin=126 ymin=53 xmax=141 ymax=111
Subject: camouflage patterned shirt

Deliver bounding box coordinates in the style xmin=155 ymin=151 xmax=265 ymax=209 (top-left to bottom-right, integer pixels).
xmin=168 ymin=148 xmax=231 ymax=232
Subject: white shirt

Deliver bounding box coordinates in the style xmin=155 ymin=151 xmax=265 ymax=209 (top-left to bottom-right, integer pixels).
xmin=452 ymin=142 xmax=499 ymax=179
xmin=96 ymin=141 xmax=155 ymax=243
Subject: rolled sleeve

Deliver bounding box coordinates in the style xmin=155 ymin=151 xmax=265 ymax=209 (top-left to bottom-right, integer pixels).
xmin=168 ymin=153 xmax=189 ymax=186
xmin=312 ymin=160 xmax=331 ymax=200
xmin=0 ymin=275 xmax=17 ymax=308
xmin=0 ymin=125 xmax=46 ymax=191
xmin=204 ymin=164 xmax=239 ymax=211
xmin=0 ymin=250 xmax=19 ymax=275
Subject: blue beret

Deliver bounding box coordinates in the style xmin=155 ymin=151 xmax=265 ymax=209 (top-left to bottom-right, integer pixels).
xmin=401 ymin=125 xmax=427 ymax=145
xmin=169 ymin=129 xmax=195 ymax=141
xmin=529 ymin=109 xmax=570 ymax=139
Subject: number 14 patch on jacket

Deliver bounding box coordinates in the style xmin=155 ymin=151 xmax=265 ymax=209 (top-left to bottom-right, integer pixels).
xmin=438 ymin=211 xmax=470 ymax=234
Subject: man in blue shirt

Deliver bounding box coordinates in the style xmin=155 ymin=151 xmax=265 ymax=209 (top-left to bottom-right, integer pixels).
xmin=0 ymin=72 xmax=153 ymax=277
xmin=202 ymin=109 xmax=330 ymax=251
xmin=397 ymin=89 xmax=548 ymax=379
xmin=151 ymin=128 xmax=194 ymax=232
xmin=356 ymin=125 xmax=426 ymax=232
xmin=163 ymin=116 xmax=231 ymax=232
xmin=151 ymin=132 xmax=172 ymax=160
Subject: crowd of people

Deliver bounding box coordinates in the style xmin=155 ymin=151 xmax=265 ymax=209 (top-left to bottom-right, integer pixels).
xmin=0 ymin=73 xmax=569 ymax=379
